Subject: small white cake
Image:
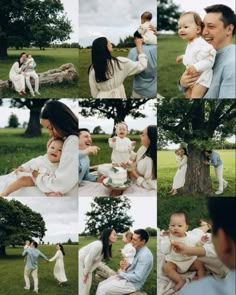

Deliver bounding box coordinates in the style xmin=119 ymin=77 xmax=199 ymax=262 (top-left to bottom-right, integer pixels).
xmin=109 ymin=167 xmax=127 ymax=186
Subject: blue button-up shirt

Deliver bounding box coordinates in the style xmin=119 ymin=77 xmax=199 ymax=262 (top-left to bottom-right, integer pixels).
xmin=22 ymin=247 xmax=48 ymax=270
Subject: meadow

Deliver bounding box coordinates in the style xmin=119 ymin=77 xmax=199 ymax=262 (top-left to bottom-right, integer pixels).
xmin=79 ymin=236 xmax=157 ymax=295
xmin=0 ymin=245 xmax=78 ymax=295
xmin=0 ymin=48 xmax=79 ymax=98
xmin=79 ymin=49 xmax=133 ymax=98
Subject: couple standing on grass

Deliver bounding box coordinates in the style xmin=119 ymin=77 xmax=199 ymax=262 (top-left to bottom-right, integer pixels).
xmin=22 ymin=240 xmax=67 ymax=293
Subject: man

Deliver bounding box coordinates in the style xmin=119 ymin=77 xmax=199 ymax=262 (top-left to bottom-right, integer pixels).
xmin=96 ymin=229 xmax=153 ymax=295
xmin=128 ymin=31 xmax=157 ymax=98
xmin=22 ymin=240 xmax=48 ymax=293
xmin=180 ymin=4 xmax=236 ymax=98
xmin=78 ymin=128 xmax=101 ymax=184
xmin=204 ymin=149 xmax=228 ymax=194
xmin=178 ymin=197 xmax=236 ymax=295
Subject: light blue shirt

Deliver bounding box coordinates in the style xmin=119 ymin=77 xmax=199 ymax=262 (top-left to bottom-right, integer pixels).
xmin=78 ymin=150 xmax=96 ymax=184
xmin=204 ymin=44 xmax=235 ymax=99
xmin=209 ymin=151 xmax=222 ymax=167
xmin=178 ymin=269 xmax=236 ymax=295
xmin=119 ymin=245 xmax=153 ymax=290
xmin=22 ymin=247 xmax=48 ymax=270
xmin=128 ymin=45 xmax=157 ymax=98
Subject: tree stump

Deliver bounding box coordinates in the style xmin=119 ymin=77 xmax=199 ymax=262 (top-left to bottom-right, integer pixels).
xmin=0 ymin=63 xmax=78 ymax=91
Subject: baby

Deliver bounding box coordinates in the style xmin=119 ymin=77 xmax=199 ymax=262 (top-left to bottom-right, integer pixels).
xmin=0 ymin=138 xmax=63 ymax=197
xmin=119 ymin=231 xmax=136 ymax=272
xmin=161 ymin=211 xmax=205 ymax=291
xmin=138 ymin=11 xmax=157 ymax=45
xmin=176 ymin=12 xmax=216 ymax=98
xmin=23 ymin=54 xmax=40 ymax=96
xmin=108 ymin=122 xmax=136 ymax=165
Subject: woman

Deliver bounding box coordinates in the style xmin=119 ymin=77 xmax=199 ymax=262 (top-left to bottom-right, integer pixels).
xmin=88 ymin=37 xmax=147 ymax=98
xmin=79 ymin=228 xmax=117 ymax=295
xmin=9 ymin=52 xmax=27 ymax=95
xmin=169 ymin=148 xmax=188 ymax=195
xmin=126 ymin=125 xmax=157 ymax=190
xmin=33 ymin=100 xmax=78 ymax=196
xmin=49 ymin=243 xmax=67 ymax=286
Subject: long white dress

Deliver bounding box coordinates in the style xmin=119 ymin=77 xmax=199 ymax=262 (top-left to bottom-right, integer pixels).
xmin=9 ymin=62 xmax=25 ymax=92
xmin=79 ymin=240 xmax=103 ymax=295
xmin=172 ymin=155 xmax=187 ymax=189
xmin=89 ymin=54 xmax=147 ymax=98
xmin=49 ymin=250 xmax=67 ymax=283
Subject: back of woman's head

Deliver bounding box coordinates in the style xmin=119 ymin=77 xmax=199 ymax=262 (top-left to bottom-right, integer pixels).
xmin=57 ymin=243 xmax=65 ymax=256
xmin=146 ymin=125 xmax=157 ymax=178
xmin=99 ymin=228 xmax=113 ymax=259
xmin=41 ymin=100 xmax=78 ymax=137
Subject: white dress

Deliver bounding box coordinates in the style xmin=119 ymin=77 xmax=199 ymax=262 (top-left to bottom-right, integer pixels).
xmin=121 ymin=243 xmax=136 ymax=265
xmin=79 ymin=240 xmax=103 ymax=295
xmin=172 ymin=155 xmax=187 ymax=189
xmin=9 ymin=62 xmax=25 ymax=92
xmin=35 ymin=135 xmax=78 ymax=196
xmin=138 ymin=21 xmax=157 ymax=45
xmin=49 ymin=250 xmax=67 ymax=283
xmin=89 ymin=54 xmax=147 ymax=98
xmin=108 ymin=137 xmax=133 ymax=163
xmin=183 ymin=37 xmax=216 ymax=87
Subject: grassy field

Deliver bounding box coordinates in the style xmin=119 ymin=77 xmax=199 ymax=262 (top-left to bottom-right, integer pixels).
xmin=0 ymin=245 xmax=78 ymax=295
xmin=79 ymin=236 xmax=157 ymax=295
xmin=0 ymin=48 xmax=79 ymax=98
xmin=79 ymin=49 xmax=133 ymax=98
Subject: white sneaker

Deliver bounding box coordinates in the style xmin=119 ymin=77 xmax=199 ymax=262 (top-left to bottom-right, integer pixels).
xmin=35 ymin=91 xmax=41 ymax=95
xmin=30 ymin=92 xmax=35 ymax=97
xmin=215 ymin=190 xmax=223 ymax=195
xmin=24 ymin=287 xmax=30 ymax=290
xmin=224 ymin=181 xmax=228 ymax=188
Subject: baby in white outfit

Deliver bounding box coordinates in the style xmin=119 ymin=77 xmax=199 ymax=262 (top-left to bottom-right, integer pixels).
xmin=138 ymin=11 xmax=157 ymax=45
xmin=119 ymin=231 xmax=136 ymax=271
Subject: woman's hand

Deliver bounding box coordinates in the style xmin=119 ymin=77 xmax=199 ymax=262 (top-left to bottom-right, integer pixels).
xmin=32 ymin=170 xmax=39 ymax=178
xmin=171 ymin=241 xmax=189 ymax=255
xmin=83 ymin=274 xmax=89 ymax=283
xmin=180 ymin=69 xmax=201 ymax=88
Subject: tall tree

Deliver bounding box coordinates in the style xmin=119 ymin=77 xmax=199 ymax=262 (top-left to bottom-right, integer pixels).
xmin=79 ymin=99 xmax=154 ymax=134
xmin=83 ymin=197 xmax=133 ymax=236
xmin=157 ymin=99 xmax=236 ymax=193
xmin=0 ymin=0 xmax=72 ymax=57
xmin=0 ymin=198 xmax=46 ymax=256
xmin=157 ymin=0 xmax=182 ymax=32
xmin=7 ymin=113 xmax=19 ymax=128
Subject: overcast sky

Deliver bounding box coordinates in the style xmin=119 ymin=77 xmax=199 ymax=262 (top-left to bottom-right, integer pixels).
xmin=9 ymin=197 xmax=78 ymax=244
xmin=79 ymin=0 xmax=157 ymax=47
xmin=61 ymin=0 xmax=78 ymax=42
xmin=78 ymin=197 xmax=157 ymax=235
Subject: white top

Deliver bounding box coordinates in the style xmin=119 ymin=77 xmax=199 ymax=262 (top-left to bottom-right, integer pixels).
xmin=132 ymin=145 xmax=156 ymax=190
xmin=183 ymin=37 xmax=216 ymax=88
xmin=9 ymin=62 xmax=25 ymax=92
xmin=108 ymin=137 xmax=133 ymax=163
xmin=121 ymin=243 xmax=136 ymax=265
xmin=89 ymin=54 xmax=147 ymax=98
xmin=138 ymin=21 xmax=157 ymax=45
xmin=22 ymin=154 xmax=59 ymax=175
xmin=35 ymin=135 xmax=78 ymax=196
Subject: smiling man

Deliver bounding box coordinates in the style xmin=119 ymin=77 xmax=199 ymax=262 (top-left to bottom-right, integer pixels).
xmin=179 ymin=4 xmax=236 ymax=98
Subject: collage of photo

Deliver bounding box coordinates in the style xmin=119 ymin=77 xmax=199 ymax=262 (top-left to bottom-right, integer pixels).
xmin=0 ymin=0 xmax=235 ymax=295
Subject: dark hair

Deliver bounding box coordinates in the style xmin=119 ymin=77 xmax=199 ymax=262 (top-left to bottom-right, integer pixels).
xmin=99 ymin=228 xmax=114 ymax=259
xmin=208 ymin=197 xmax=236 ymax=243
xmin=79 ymin=128 xmax=90 ymax=136
xmin=141 ymin=11 xmax=152 ymax=21
xmin=205 ymin=4 xmax=236 ymax=35
xmin=88 ymin=37 xmax=122 ymax=83
xmin=179 ymin=12 xmax=204 ymax=33
xmin=18 ymin=52 xmax=26 ymax=67
xmin=134 ymin=30 xmax=143 ymax=39
xmin=124 ymin=231 xmax=133 ymax=242
xmin=169 ymin=211 xmax=188 ymax=225
xmin=32 ymin=241 xmax=38 ymax=248
xmin=41 ymin=100 xmax=78 ymax=137
xmin=134 ymin=229 xmax=149 ymax=243
xmin=181 ymin=147 xmax=188 ymax=156
xmin=57 ymin=243 xmax=65 ymax=256
xmin=205 ymin=150 xmax=212 ymax=154
xmin=144 ymin=125 xmax=157 ymax=179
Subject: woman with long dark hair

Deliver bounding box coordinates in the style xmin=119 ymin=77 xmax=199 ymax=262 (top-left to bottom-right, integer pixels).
xmin=126 ymin=125 xmax=157 ymax=190
xmin=9 ymin=52 xmax=27 ymax=95
xmin=34 ymin=100 xmax=78 ymax=196
xmin=88 ymin=37 xmax=147 ymax=98
xmin=79 ymin=228 xmax=117 ymax=295
xmin=49 ymin=243 xmax=67 ymax=286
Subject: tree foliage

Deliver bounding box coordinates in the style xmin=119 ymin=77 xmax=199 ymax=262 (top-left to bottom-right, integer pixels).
xmin=157 ymin=0 xmax=182 ymax=32
xmin=0 ymin=198 xmax=46 ymax=256
xmin=83 ymin=197 xmax=134 ymax=236
xmin=7 ymin=113 xmax=20 ymax=128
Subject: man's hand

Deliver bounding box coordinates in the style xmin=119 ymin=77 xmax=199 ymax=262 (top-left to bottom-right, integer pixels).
xmin=83 ymin=146 xmax=100 ymax=156
xmin=149 ymin=24 xmax=158 ymax=36
xmin=171 ymin=241 xmax=189 ymax=255
xmin=180 ymin=69 xmax=201 ymax=88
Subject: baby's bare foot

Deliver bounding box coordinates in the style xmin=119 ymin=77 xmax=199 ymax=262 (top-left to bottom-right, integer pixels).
xmin=174 ymin=280 xmax=185 ymax=291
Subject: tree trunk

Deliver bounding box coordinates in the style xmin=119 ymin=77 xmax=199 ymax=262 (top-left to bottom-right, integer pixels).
xmin=0 ymin=37 xmax=8 ymax=58
xmin=183 ymin=144 xmax=212 ymax=194
xmin=24 ymin=107 xmax=42 ymax=137
xmin=0 ymin=245 xmax=6 ymax=256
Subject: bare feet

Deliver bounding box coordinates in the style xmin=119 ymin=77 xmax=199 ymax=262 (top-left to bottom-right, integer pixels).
xmin=171 ymin=189 xmax=177 ymax=195
xmin=174 ymin=280 xmax=185 ymax=291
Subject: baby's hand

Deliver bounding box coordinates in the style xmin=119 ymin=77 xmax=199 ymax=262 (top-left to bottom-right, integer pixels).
xmin=161 ymin=230 xmax=170 ymax=237
xmin=186 ymin=65 xmax=197 ymax=74
xmin=131 ymin=141 xmax=136 ymax=146
xmin=176 ymin=55 xmax=183 ymax=64
xmin=96 ymin=175 xmax=106 ymax=183
xmin=14 ymin=166 xmax=25 ymax=173
xmin=111 ymin=137 xmax=117 ymax=142
xmin=201 ymin=235 xmax=209 ymax=243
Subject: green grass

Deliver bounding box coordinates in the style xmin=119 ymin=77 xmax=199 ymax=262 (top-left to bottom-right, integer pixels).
xmin=0 ymin=245 xmax=78 ymax=295
xmin=79 ymin=49 xmax=133 ymax=98
xmin=79 ymin=236 xmax=157 ymax=295
xmin=0 ymin=48 xmax=79 ymax=98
